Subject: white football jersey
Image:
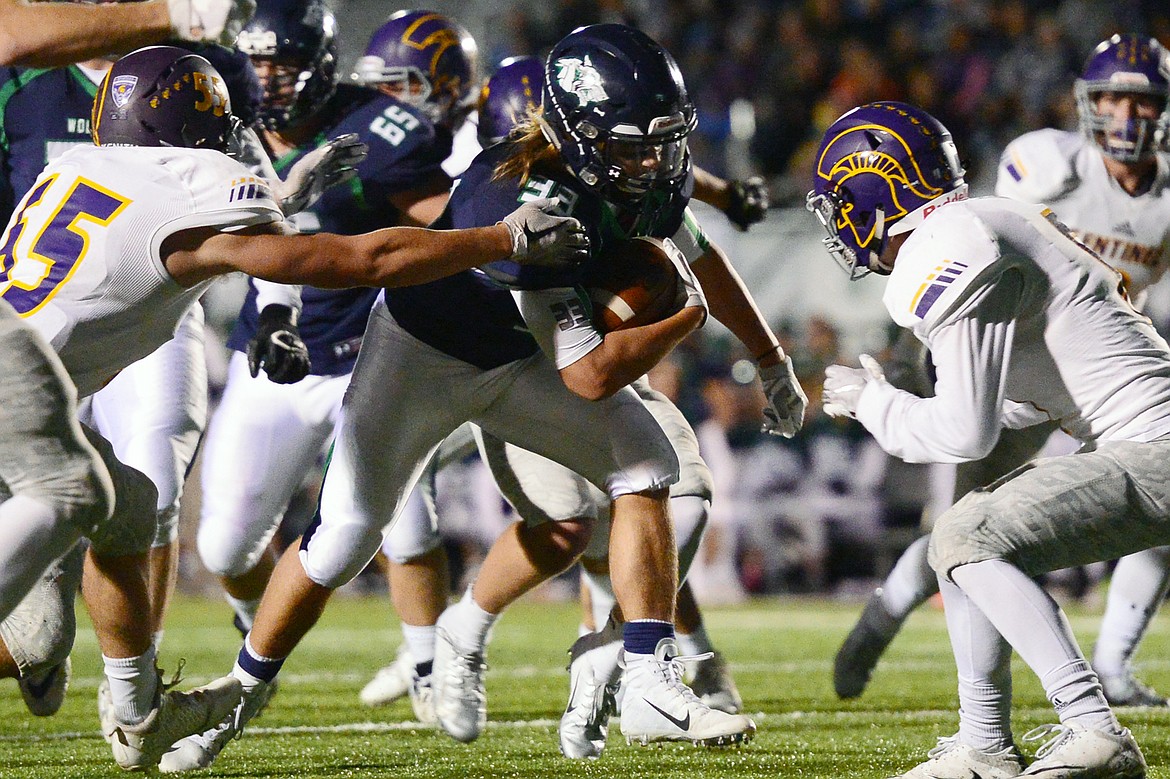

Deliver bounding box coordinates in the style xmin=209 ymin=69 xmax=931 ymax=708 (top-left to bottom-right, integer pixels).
xmin=0 ymin=144 xmax=281 ymax=396
xmin=996 ymin=129 xmax=1170 ymax=298
xmin=859 ymin=198 xmax=1170 ymax=463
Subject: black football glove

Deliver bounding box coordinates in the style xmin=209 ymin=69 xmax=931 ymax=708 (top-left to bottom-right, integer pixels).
xmin=246 ymin=304 xmax=311 ymax=384
xmin=724 ymin=175 xmax=770 ymax=231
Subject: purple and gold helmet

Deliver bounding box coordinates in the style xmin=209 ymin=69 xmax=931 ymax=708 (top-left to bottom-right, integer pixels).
xmin=351 ymin=10 xmax=478 ymax=129
xmin=477 ymin=56 xmax=543 ymax=147
xmin=92 ymin=45 xmax=235 ymax=152
xmin=1075 ymin=34 xmax=1170 ymax=162
xmin=542 ymin=24 xmax=696 ymax=204
xmin=806 ymin=101 xmax=967 ymax=279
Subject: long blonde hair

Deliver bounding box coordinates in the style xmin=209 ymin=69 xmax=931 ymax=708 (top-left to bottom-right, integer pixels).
xmin=491 ymin=107 xmax=563 ymax=184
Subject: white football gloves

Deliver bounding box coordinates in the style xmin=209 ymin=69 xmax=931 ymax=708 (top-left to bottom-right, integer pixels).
xmin=273 ymin=134 xmax=368 ymax=216
xmin=657 ymin=237 xmax=708 ymax=324
xmin=823 ymin=353 xmax=887 ymax=419
xmin=498 ymin=197 xmax=591 ymax=269
xmin=167 ymin=0 xmax=256 ymax=45
xmin=758 ymin=355 xmax=807 ymax=437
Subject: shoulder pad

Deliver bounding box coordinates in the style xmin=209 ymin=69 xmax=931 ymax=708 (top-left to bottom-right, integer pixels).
xmin=883 ymin=203 xmax=1002 ymax=334
xmin=996 ymin=129 xmax=1080 ymax=203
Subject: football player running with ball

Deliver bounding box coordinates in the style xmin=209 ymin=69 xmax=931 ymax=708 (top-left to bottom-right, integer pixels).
xmin=807 ymin=99 xmax=1170 ymax=778
xmin=832 ymin=34 xmax=1170 ymax=711
xmin=172 ymin=22 xmax=804 ymax=771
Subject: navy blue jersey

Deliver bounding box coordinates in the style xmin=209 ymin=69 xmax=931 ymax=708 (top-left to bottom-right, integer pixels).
xmin=385 ymin=141 xmax=692 ymax=370
xmin=228 ymin=85 xmax=453 ymax=376
xmin=0 ymin=65 xmax=99 ymax=223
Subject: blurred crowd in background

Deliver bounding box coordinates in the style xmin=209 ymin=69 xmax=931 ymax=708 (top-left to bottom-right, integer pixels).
xmin=183 ymin=0 xmax=1170 ymax=604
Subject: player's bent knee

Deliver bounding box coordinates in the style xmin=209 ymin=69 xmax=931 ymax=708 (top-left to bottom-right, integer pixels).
xmin=381 ymin=523 xmax=443 ymax=564
xmin=87 ymin=458 xmax=158 ymax=558
xmin=301 ymin=521 xmax=384 ymax=589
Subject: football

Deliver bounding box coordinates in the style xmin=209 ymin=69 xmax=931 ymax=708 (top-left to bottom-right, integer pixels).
xmin=587 ymin=237 xmax=686 ymax=333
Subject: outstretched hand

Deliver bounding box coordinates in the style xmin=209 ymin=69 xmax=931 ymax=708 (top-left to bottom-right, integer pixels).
xmin=724 ymin=176 xmax=770 ymax=231
xmin=168 ymin=0 xmax=257 ymax=46
xmin=273 ymin=134 xmax=368 ymax=216
xmin=498 ymin=197 xmax=591 ymax=270
xmin=823 ymin=354 xmax=886 ymax=419
xmin=246 ymin=304 xmax=311 ymax=384
xmin=759 ymin=356 xmax=807 ymax=437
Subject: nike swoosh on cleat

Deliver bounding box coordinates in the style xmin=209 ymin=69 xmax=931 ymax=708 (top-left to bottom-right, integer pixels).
xmin=24 ymin=668 xmax=61 ymax=699
xmin=644 ymin=699 xmax=690 ymax=731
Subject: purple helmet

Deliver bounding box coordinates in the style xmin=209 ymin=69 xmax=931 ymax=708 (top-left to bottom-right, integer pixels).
xmin=542 ymin=24 xmax=697 ymax=204
xmin=92 ymin=45 xmax=235 ymax=152
xmin=351 ymin=10 xmax=479 ymax=129
xmin=805 ymin=101 xmax=967 ymax=279
xmin=1075 ymin=34 xmax=1170 ymax=162
xmin=235 ymin=0 xmax=338 ymax=131
xmin=477 ymin=56 xmax=543 ymax=146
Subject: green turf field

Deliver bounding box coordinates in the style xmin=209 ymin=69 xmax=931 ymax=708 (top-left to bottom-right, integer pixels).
xmin=3 ymin=593 xmax=1170 ymax=778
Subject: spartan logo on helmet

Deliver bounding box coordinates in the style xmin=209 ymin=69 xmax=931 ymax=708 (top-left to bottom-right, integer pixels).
xmin=553 ymin=56 xmax=608 ymax=106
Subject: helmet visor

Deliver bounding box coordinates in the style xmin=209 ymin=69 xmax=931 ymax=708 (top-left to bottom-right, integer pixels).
xmin=601 ymin=130 xmax=689 ymax=192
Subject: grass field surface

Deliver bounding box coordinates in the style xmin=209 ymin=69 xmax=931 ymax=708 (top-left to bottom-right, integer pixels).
xmin=3 ymin=593 xmax=1170 ymax=778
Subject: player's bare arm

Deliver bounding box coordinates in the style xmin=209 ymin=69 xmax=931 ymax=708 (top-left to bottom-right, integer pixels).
xmin=160 ymin=220 xmax=515 ymax=289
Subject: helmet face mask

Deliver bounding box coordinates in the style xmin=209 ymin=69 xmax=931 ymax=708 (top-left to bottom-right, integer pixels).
xmin=236 ymin=0 xmax=338 ymax=132
xmin=92 ymin=45 xmax=236 ymax=153
xmin=542 ymin=24 xmax=697 ymax=207
xmin=351 ymin=10 xmax=478 ymax=129
xmin=1075 ymin=34 xmax=1170 ymax=162
xmin=806 ymin=101 xmax=967 ymax=279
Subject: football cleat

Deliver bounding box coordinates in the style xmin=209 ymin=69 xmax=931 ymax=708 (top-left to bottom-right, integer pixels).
xmin=1021 ymin=724 xmax=1146 ymax=778
xmin=107 ymin=673 xmax=243 ymax=771
xmin=432 ymin=619 xmax=487 ymax=743
xmin=617 ymin=638 xmax=755 ymax=748
xmin=359 ymin=646 xmax=414 ymax=707
xmin=687 ymin=651 xmax=743 ymax=714
xmin=833 ymin=589 xmax=902 ymax=699
xmin=1098 ymin=670 xmax=1168 ymax=708
xmin=98 ymin=677 xmax=115 ymax=743
xmin=408 ymin=671 xmax=437 ymax=726
xmin=18 ymin=658 xmax=70 ymax=718
xmin=893 ymin=734 xmax=1025 ymax=778
xmin=159 ymin=677 xmax=274 ymax=773
xmin=558 ymin=629 xmax=623 ymax=759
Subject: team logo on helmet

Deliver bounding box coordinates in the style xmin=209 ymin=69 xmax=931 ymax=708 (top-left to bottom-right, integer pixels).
xmin=554 ymin=56 xmax=608 ymax=106
xmin=110 ymin=75 xmax=138 ymax=108
xmin=402 ymin=13 xmax=461 ymax=64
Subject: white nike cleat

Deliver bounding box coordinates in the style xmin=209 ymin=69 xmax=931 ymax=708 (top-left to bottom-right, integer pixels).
xmin=409 ymin=671 xmax=437 ymax=726
xmin=19 ymin=658 xmax=70 ymax=717
xmin=359 ymin=646 xmax=414 ymax=707
xmin=834 ymin=589 xmax=902 ymax=699
xmin=558 ymin=628 xmax=623 ymax=759
xmin=107 ymin=673 xmax=243 ymax=771
xmin=892 ymin=734 xmax=1025 ymax=778
xmin=432 ymin=618 xmax=486 ymax=743
xmin=159 ymin=677 xmax=274 ymax=773
xmin=687 ymin=651 xmax=743 ymax=714
xmin=1021 ymin=724 xmax=1146 ymax=778
xmin=617 ymin=638 xmax=755 ymax=748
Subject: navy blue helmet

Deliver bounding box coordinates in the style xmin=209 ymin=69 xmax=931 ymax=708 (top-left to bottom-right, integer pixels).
xmin=351 ymin=10 xmax=478 ymax=129
xmin=235 ymin=0 xmax=338 ymax=131
xmin=92 ymin=45 xmax=235 ymax=152
xmin=477 ymin=55 xmax=543 ymax=146
xmin=541 ymin=24 xmax=697 ymax=204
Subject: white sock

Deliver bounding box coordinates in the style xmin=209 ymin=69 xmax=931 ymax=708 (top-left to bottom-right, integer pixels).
xmin=104 ymin=646 xmax=159 ymax=726
xmin=440 ymin=585 xmax=498 ymax=653
xmin=401 ymin=622 xmax=436 ymax=667
xmin=878 ymin=535 xmax=938 ymax=620
xmin=952 ymin=560 xmax=1118 ymax=733
xmin=938 ymin=578 xmax=1014 ymax=751
xmin=225 ymin=593 xmax=261 ymax=632
xmin=676 ymin=625 xmax=714 ymax=657
xmin=1093 ymin=547 xmax=1170 ymax=676
xmin=151 ymin=630 xmax=165 ymax=653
